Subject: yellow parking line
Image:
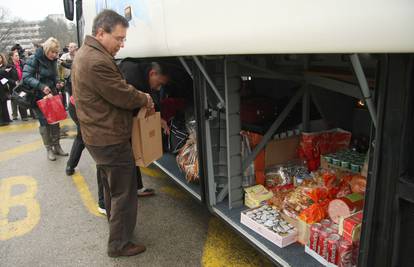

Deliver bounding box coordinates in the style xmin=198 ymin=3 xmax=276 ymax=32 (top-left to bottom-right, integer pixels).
xmin=160 ymin=186 xmax=186 ymax=199
xmin=0 ymin=119 xmax=74 ymax=134
xmin=140 ymin=166 xmax=166 ymax=178
xmin=0 ymin=121 xmax=38 ymax=134
xmin=0 ymin=140 xmax=43 ymax=162
xmin=72 ymin=172 xmax=104 ymax=217
xmin=202 ymin=217 xmax=273 ymax=267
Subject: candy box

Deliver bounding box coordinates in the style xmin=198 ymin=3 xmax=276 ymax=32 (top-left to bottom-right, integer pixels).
xmin=240 ymin=205 xmax=298 ymax=248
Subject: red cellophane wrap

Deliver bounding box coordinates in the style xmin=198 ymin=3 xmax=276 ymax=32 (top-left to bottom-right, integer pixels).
xmin=36 ymin=95 xmax=67 ymax=124
xmin=299 ymin=187 xmax=330 ymax=224
xmin=298 ymin=170 xmax=353 ymax=224
xmin=321 ymin=170 xmax=353 ymax=199
xmin=298 ymin=129 xmax=352 ymax=171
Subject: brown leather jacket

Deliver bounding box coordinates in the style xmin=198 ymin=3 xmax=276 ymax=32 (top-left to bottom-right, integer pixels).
xmin=71 ymin=35 xmax=148 ymax=146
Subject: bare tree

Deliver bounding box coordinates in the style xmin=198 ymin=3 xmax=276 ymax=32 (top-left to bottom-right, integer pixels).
xmin=0 ymin=7 xmax=22 ymax=52
xmin=39 ymin=16 xmax=77 ymax=48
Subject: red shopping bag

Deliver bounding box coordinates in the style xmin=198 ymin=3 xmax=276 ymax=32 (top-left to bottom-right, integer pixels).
xmin=36 ymin=95 xmax=67 ymax=124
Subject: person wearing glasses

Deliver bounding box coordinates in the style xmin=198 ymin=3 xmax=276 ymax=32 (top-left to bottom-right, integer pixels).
xmin=71 ymin=9 xmax=153 ymax=258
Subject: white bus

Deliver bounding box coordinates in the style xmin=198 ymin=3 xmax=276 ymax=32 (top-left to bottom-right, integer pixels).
xmin=64 ymin=1 xmax=414 ymax=266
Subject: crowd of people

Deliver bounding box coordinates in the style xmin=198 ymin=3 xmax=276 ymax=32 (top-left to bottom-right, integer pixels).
xmin=0 ymin=43 xmax=75 ymax=125
xmin=1 ymin=9 xmax=174 ymax=259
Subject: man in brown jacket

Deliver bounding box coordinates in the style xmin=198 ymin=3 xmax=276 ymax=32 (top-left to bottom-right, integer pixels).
xmin=71 ymin=9 xmax=153 ymax=257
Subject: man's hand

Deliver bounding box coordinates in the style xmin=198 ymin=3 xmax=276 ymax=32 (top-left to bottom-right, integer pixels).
xmin=161 ymin=119 xmax=170 ymax=135
xmin=43 ymin=86 xmax=51 ymax=95
xmin=145 ymin=93 xmax=154 ymax=109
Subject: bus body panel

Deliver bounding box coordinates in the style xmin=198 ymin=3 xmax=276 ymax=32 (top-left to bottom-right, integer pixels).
xmin=80 ymin=0 xmax=414 ymax=58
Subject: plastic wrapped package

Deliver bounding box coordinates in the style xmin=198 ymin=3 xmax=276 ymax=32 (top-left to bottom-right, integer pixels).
xmin=282 ymin=180 xmax=319 ymax=219
xmin=311 ymin=169 xmax=353 ymax=199
xmin=242 ymin=131 xmax=266 ymax=185
xmin=241 ymin=131 xmax=255 ymax=187
xmin=176 ymin=121 xmax=199 ymax=183
xmin=298 ymin=187 xmax=330 ymax=224
xmin=265 ymin=160 xmax=310 ymax=190
xmin=267 ymin=189 xmax=292 ymax=210
xmin=298 ymin=128 xmax=352 ymax=171
xmin=349 ymin=175 xmax=367 ymax=195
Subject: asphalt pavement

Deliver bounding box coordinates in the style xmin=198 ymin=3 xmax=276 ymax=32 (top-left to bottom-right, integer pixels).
xmin=0 ymin=117 xmax=272 ymax=267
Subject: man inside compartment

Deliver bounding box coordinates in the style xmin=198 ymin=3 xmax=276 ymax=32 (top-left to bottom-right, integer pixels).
xmin=119 ymin=61 xmax=170 ymax=133
xmin=71 ymin=9 xmax=153 ymax=257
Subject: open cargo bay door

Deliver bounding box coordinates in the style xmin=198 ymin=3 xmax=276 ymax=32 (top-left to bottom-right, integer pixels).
xmin=359 ymin=54 xmax=414 ymax=267
xmin=184 ymin=57 xmax=242 ymax=208
xmin=191 ymin=54 xmax=413 ymax=266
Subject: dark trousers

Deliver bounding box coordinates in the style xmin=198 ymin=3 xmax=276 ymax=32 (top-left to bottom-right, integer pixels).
xmin=0 ymin=100 xmax=10 ymax=123
xmin=67 ymin=103 xmax=85 ymax=168
xmin=67 ymin=103 xmax=143 ymax=208
xmin=86 ymin=142 xmax=138 ymax=253
xmin=97 ymin=166 xmax=142 ymax=208
xmin=11 ymin=99 xmax=28 ymax=119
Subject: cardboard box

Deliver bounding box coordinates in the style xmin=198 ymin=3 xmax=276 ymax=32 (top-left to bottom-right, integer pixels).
xmin=131 ymin=109 xmax=163 ymax=167
xmin=265 ymin=136 xmax=300 ymax=168
xmin=297 ymin=218 xmax=312 ymax=245
xmin=244 ymin=185 xmax=273 ymax=208
xmin=339 ymin=211 xmax=362 ymax=243
xmin=280 ymin=214 xmax=311 ymax=245
xmin=241 ymin=207 xmax=298 ymax=248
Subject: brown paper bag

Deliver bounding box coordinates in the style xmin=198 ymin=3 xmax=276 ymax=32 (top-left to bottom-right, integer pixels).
xmin=131 ymin=108 xmax=163 ymax=167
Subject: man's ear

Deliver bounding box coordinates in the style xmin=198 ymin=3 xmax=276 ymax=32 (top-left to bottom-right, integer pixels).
xmin=149 ymin=69 xmax=157 ymax=77
xmin=95 ymin=28 xmax=105 ymax=40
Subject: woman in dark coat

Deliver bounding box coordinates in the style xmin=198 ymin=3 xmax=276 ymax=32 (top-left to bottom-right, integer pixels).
xmin=0 ymin=53 xmax=13 ymax=125
xmin=9 ymin=50 xmax=28 ymax=121
xmin=23 ymin=37 xmax=68 ymax=161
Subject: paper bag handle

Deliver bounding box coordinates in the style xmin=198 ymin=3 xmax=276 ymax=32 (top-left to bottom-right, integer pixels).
xmin=137 ymin=107 xmax=155 ymax=119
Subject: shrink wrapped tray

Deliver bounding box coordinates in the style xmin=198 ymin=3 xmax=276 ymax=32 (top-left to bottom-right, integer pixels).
xmin=328 ymin=193 xmax=364 ymax=224
xmin=338 ymin=239 xmax=353 ymax=267
xmin=298 ymin=128 xmax=352 ymax=171
xmin=240 ymin=205 xmax=298 ymax=247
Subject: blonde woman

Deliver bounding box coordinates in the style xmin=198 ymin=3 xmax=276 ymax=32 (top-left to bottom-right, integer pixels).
xmin=23 ymin=37 xmax=68 ymax=161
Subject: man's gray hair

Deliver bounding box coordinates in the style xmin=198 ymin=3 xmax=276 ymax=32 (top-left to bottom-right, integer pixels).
xmin=151 ymin=62 xmax=169 ymax=77
xmin=92 ymin=9 xmax=129 ymax=36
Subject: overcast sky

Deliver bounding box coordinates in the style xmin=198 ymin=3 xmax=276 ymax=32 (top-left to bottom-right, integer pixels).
xmin=0 ymin=0 xmax=64 ymax=21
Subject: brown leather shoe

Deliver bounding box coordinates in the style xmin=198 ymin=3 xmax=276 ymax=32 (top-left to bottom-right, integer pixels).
xmin=108 ymin=242 xmax=146 ymax=258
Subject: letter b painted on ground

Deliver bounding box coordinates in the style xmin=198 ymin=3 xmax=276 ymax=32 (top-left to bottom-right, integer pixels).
xmin=0 ymin=176 xmax=40 ymax=240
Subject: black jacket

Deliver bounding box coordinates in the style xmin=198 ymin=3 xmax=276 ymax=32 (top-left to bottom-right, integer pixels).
xmin=0 ymin=64 xmax=18 ymax=100
xmin=23 ymin=47 xmax=58 ymax=100
xmin=119 ymin=61 xmax=161 ymax=114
